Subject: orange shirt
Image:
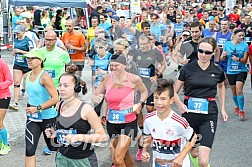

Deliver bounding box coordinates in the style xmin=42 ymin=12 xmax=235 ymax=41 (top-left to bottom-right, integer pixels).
xmin=62 ymin=30 xmax=86 ymax=61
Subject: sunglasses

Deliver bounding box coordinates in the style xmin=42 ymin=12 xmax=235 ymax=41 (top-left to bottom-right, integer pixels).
xmin=198 ymin=49 xmax=214 ymax=55
xmin=95 ymin=46 xmax=105 ymax=49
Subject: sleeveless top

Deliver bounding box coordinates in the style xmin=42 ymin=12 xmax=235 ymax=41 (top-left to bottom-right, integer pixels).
xmin=105 ymin=73 xmax=134 ymax=110
xmin=57 ymin=101 xmax=94 ymax=159
xmin=26 ymin=70 xmax=57 ymax=119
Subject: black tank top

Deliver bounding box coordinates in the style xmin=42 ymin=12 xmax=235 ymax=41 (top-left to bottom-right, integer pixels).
xmin=56 ymin=101 xmax=94 ymax=159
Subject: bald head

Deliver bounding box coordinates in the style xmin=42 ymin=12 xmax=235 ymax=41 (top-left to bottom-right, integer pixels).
xmin=45 ymin=30 xmax=57 ymax=39
xmin=66 ymin=19 xmax=74 ymax=26
xmin=66 ymin=19 xmax=74 ymax=33
xmin=45 ymin=25 xmax=54 ymax=31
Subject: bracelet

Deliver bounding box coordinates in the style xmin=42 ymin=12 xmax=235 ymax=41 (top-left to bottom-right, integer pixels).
xmin=239 ymin=58 xmax=241 ymax=61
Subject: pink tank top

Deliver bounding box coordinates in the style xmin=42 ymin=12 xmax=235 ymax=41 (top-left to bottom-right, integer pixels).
xmin=105 ymin=73 xmax=134 ymax=110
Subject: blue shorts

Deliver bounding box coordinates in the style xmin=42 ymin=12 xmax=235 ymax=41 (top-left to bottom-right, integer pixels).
xmin=219 ymin=61 xmax=227 ymax=72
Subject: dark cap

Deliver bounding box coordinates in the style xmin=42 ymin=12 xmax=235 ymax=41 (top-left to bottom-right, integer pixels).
xmin=111 ymin=54 xmax=127 ymax=65
xmin=111 ymin=15 xmax=119 ymax=21
xmin=219 ymin=7 xmax=224 ymax=11
xmin=229 ymin=23 xmax=235 ymax=29
xmin=184 ymin=22 xmax=190 ymax=27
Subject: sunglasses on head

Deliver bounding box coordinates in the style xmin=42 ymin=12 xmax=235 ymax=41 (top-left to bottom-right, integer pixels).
xmin=198 ymin=48 xmax=214 ymax=55
xmin=95 ymin=46 xmax=104 ymax=49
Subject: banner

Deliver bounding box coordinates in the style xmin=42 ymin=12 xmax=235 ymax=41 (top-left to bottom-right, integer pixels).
xmin=225 ymin=0 xmax=236 ymax=15
xmin=130 ymin=0 xmax=141 ymax=16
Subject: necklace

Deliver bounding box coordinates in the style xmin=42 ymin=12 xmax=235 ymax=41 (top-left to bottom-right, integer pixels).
xmin=62 ymin=97 xmax=76 ymax=108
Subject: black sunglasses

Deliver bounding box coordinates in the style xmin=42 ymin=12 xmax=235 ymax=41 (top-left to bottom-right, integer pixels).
xmin=95 ymin=46 xmax=105 ymax=49
xmin=198 ymin=49 xmax=214 ymax=55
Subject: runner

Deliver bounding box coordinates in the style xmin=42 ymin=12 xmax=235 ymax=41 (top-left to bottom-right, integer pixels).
xmin=9 ymin=25 xmax=34 ymax=111
xmin=0 ymin=57 xmax=13 ymax=155
xmin=174 ymin=37 xmax=228 ymax=167
xmin=24 ymin=49 xmax=59 ymax=167
xmin=45 ymin=65 xmax=107 ymax=167
xmin=220 ymin=28 xmax=249 ymax=120
xmin=93 ymin=55 xmax=148 ymax=167
xmin=141 ymin=79 xmax=197 ymax=167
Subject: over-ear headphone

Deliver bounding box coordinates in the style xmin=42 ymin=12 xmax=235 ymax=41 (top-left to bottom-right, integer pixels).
xmin=73 ymin=75 xmax=82 ymax=93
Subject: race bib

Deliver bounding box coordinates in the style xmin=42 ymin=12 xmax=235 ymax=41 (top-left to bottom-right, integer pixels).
xmin=57 ymin=129 xmax=80 ymax=145
xmin=45 ymin=70 xmax=56 ymax=78
xmin=155 ymin=162 xmax=171 ymax=167
xmin=68 ymin=49 xmax=76 ymax=54
xmin=138 ymin=68 xmax=151 ymax=78
xmin=188 ymin=98 xmax=209 ymax=114
xmin=107 ymin=108 xmax=133 ymax=123
xmin=217 ymin=38 xmax=227 ymax=47
xmin=29 ymin=112 xmax=43 ymax=122
xmin=16 ymin=54 xmax=25 ymax=63
xmin=244 ymin=37 xmax=251 ymax=43
xmin=230 ymin=61 xmax=241 ymax=72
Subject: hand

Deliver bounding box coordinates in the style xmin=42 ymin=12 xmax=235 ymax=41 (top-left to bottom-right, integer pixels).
xmin=26 ymin=106 xmax=38 ymax=114
xmin=66 ymin=43 xmax=74 ymax=49
xmin=150 ymin=75 xmax=158 ymax=82
xmin=97 ymin=68 xmax=107 ymax=75
xmin=177 ymin=102 xmax=188 ymax=114
xmin=141 ymin=151 xmax=150 ymax=163
xmin=45 ymin=128 xmax=56 ymax=138
xmin=133 ymin=103 xmax=142 ymax=114
xmin=221 ymin=110 xmax=228 ymax=122
xmin=89 ymin=59 xmax=94 ymax=66
xmin=231 ymin=55 xmax=239 ymax=61
xmin=181 ymin=59 xmax=190 ymax=65
xmin=64 ymin=134 xmax=82 ymax=144
xmin=12 ymin=49 xmax=21 ymax=54
xmin=92 ymin=94 xmax=104 ymax=104
xmin=171 ymin=156 xmax=183 ymax=167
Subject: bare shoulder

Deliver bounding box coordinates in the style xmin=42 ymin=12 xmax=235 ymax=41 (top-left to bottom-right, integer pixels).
xmin=129 ymin=73 xmax=141 ymax=83
xmin=81 ymin=103 xmax=96 ymax=120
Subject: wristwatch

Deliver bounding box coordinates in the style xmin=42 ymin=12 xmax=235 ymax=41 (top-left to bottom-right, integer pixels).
xmin=156 ymin=73 xmax=162 ymax=78
xmin=37 ymin=105 xmax=42 ymax=112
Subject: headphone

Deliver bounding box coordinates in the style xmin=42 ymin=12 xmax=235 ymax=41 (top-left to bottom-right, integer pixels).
xmin=73 ymin=75 xmax=82 ymax=93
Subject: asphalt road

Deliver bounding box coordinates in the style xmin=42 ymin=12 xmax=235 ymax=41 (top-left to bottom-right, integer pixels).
xmin=0 ymin=50 xmax=252 ymax=167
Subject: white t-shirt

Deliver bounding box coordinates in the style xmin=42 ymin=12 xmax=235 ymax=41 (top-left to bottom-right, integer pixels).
xmin=144 ymin=110 xmax=193 ymax=167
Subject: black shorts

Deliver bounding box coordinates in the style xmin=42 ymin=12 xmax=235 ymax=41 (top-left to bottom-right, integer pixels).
xmin=106 ymin=119 xmax=138 ymax=139
xmin=182 ymin=113 xmax=218 ymax=148
xmin=226 ymin=72 xmax=247 ymax=85
xmin=13 ymin=64 xmax=31 ymax=74
xmin=0 ymin=97 xmax=11 ymax=109
xmin=146 ymin=93 xmax=154 ymax=106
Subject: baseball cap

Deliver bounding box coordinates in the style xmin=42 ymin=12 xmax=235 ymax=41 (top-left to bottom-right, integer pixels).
xmin=13 ymin=25 xmax=25 ymax=34
xmin=229 ymin=23 xmax=235 ymax=29
xmin=25 ymin=49 xmax=46 ymax=61
xmin=111 ymin=54 xmax=127 ymax=65
xmin=184 ymin=22 xmax=190 ymax=27
xmin=219 ymin=7 xmax=224 ymax=11
xmin=111 ymin=15 xmax=119 ymax=22
xmin=182 ymin=30 xmax=191 ymax=36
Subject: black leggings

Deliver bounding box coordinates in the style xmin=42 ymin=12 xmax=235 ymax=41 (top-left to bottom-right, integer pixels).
xmin=25 ymin=118 xmax=57 ymax=156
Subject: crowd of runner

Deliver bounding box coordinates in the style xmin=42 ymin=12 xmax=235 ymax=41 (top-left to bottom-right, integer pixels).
xmin=0 ymin=0 xmax=252 ymax=166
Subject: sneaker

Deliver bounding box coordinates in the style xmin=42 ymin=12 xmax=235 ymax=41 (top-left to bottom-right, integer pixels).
xmin=234 ymin=107 xmax=239 ymax=115
xmin=43 ymin=147 xmax=53 ymax=155
xmin=101 ymin=116 xmax=106 ymax=126
xmin=0 ymin=144 xmax=10 ymax=155
xmin=9 ymin=103 xmax=19 ymax=111
xmin=239 ymin=111 xmax=246 ymax=121
xmin=136 ymin=148 xmax=143 ymax=161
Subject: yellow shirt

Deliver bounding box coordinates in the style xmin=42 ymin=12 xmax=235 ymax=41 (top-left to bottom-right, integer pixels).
xmin=86 ymin=27 xmax=95 ymax=43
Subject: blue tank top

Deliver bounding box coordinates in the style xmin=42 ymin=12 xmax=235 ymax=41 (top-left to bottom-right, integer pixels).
xmin=224 ymin=41 xmax=249 ymax=75
xmin=216 ymin=31 xmax=232 ymax=47
xmin=92 ymin=52 xmax=112 ymax=87
xmin=26 ymin=70 xmax=57 ymax=119
xmin=14 ymin=36 xmax=34 ymax=67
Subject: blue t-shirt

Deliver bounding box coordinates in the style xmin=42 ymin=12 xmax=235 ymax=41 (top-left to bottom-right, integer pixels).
xmin=150 ymin=23 xmax=166 ymax=42
xmin=12 ymin=15 xmax=23 ymax=29
xmin=14 ymin=36 xmax=34 ymax=67
xmin=224 ymin=41 xmax=249 ymax=74
xmin=202 ymin=29 xmax=215 ymax=37
xmin=92 ymin=52 xmax=112 ymax=87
